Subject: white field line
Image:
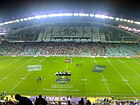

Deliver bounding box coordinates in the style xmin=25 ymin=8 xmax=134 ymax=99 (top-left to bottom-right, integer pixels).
xmin=34 ymin=57 xmax=49 ymax=93
xmin=9 ymin=72 xmax=31 ymax=92
xmin=106 ymin=59 xmax=137 ymax=95
xmin=81 ymin=57 xmax=87 ymax=94
xmin=10 ymin=57 xmax=46 ymax=93
xmin=118 ymin=58 xmax=140 ymax=77
xmin=100 ymin=74 xmax=111 ymax=95
xmin=39 ymin=57 xmax=47 ymax=63
xmin=0 ymin=57 xmax=34 ymax=83
xmin=92 ymin=58 xmax=111 ymax=95
xmin=0 ymin=57 xmax=22 ymax=70
xmin=129 ymin=58 xmax=140 ymax=66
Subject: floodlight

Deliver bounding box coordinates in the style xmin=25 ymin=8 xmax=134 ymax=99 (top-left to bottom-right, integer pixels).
xmin=63 ymin=13 xmax=73 ymax=16
xmin=95 ymin=14 xmax=101 ymax=18
xmin=104 ymin=15 xmax=109 ymax=19
xmin=48 ymin=13 xmax=65 ymax=17
xmin=0 ymin=23 xmax=4 ymax=26
xmin=116 ymin=18 xmax=119 ymax=21
xmin=39 ymin=15 xmax=48 ymax=18
xmin=48 ymin=14 xmax=57 ymax=17
xmin=134 ymin=21 xmax=140 ymax=24
xmin=20 ymin=19 xmax=24 ymax=21
xmin=8 ymin=21 xmax=12 ymax=23
xmin=27 ymin=17 xmax=35 ymax=20
xmin=123 ymin=19 xmax=127 ymax=22
xmin=6 ymin=21 xmax=10 ymax=24
xmin=27 ymin=17 xmax=31 ymax=20
xmin=16 ymin=19 xmax=20 ymax=22
xmin=41 ymin=15 xmax=48 ymax=18
xmin=120 ymin=18 xmax=123 ymax=21
xmin=9 ymin=21 xmax=13 ymax=23
xmin=127 ymin=20 xmax=131 ymax=22
xmin=73 ymin=13 xmax=79 ymax=16
xmin=23 ymin=18 xmax=28 ymax=21
xmin=108 ymin=16 xmax=114 ymax=19
xmin=13 ymin=20 xmax=17 ymax=23
xmin=130 ymin=20 xmax=134 ymax=23
xmin=3 ymin=22 xmax=8 ymax=24
xmin=95 ymin=14 xmax=108 ymax=19
xmin=89 ymin=14 xmax=95 ymax=17
xmin=34 ymin=15 xmax=44 ymax=19
xmin=79 ymin=13 xmax=89 ymax=16
xmin=56 ymin=13 xmax=65 ymax=16
xmin=7 ymin=21 xmax=11 ymax=24
xmin=9 ymin=21 xmax=14 ymax=23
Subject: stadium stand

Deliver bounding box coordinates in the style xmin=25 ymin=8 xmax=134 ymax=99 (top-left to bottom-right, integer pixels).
xmin=6 ymin=23 xmax=139 ymax=42
xmin=0 ymin=42 xmax=139 ymax=57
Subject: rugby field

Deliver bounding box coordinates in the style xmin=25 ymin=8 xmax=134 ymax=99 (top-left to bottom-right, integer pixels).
xmin=0 ymin=56 xmax=140 ymax=97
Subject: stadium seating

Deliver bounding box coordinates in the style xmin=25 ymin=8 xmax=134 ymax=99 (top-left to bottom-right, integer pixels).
xmin=0 ymin=42 xmax=139 ymax=56
xmin=7 ymin=23 xmax=139 ymax=42
xmin=106 ymin=44 xmax=140 ymax=56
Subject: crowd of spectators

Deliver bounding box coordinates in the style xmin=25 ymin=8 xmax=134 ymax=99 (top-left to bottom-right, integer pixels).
xmin=0 ymin=42 xmax=139 ymax=57
xmin=0 ymin=94 xmax=140 ymax=105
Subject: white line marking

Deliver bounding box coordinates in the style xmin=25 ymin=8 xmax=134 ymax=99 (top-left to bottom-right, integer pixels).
xmin=92 ymin=58 xmax=111 ymax=95
xmin=0 ymin=57 xmax=22 ymax=70
xmin=20 ymin=78 xmax=26 ymax=80
xmin=118 ymin=58 xmax=140 ymax=77
xmin=81 ymin=57 xmax=87 ymax=94
xmin=2 ymin=77 xmax=7 ymax=79
xmin=102 ymin=79 xmax=107 ymax=81
xmin=81 ymin=79 xmax=87 ymax=81
xmin=30 ymin=57 xmax=47 ymax=93
xmin=100 ymin=74 xmax=111 ymax=95
xmin=130 ymin=59 xmax=140 ymax=66
xmin=0 ymin=57 xmax=34 ymax=83
xmin=122 ymin=79 xmax=128 ymax=82
xmin=10 ymin=72 xmax=31 ymax=92
xmin=10 ymin=57 xmax=46 ymax=93
xmin=106 ymin=59 xmax=137 ymax=95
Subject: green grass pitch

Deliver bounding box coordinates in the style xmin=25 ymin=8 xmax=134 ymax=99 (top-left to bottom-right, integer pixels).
xmin=0 ymin=56 xmax=140 ymax=97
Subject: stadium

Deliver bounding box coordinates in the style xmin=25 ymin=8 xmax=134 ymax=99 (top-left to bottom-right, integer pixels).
xmin=0 ymin=1 xmax=140 ymax=104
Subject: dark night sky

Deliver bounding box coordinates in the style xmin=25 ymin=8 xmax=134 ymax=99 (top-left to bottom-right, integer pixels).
xmin=0 ymin=0 xmax=139 ymax=21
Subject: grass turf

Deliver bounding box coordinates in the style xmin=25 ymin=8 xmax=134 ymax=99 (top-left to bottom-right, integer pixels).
xmin=0 ymin=56 xmax=140 ymax=97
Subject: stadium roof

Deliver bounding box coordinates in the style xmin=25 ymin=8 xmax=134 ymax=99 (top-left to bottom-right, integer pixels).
xmin=0 ymin=0 xmax=139 ymax=22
